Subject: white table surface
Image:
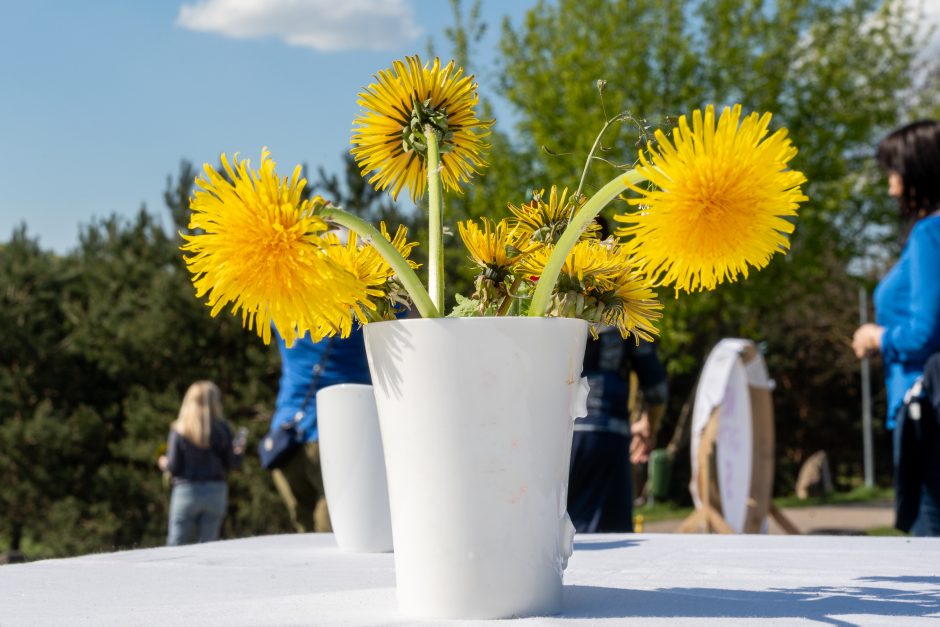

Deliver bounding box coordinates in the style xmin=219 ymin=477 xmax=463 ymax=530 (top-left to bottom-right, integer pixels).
xmin=2 ymin=533 xmax=939 ymax=626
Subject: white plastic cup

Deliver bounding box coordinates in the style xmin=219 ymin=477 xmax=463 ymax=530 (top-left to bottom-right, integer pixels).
xmin=316 ymin=383 xmax=393 ymax=553
xmin=364 ymin=317 xmax=589 ymax=619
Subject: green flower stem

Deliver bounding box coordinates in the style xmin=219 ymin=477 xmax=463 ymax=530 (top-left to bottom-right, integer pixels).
xmin=528 ymin=169 xmax=647 ymax=318
xmin=322 ymin=206 xmax=441 ymax=319
xmin=575 ymin=113 xmax=627 ymax=201
xmin=425 ymin=126 xmax=445 ymax=312
xmin=497 ymin=276 xmax=524 ymax=316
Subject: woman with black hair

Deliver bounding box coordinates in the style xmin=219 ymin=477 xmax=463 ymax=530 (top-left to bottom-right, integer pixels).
xmin=852 ymin=119 xmax=940 ymax=536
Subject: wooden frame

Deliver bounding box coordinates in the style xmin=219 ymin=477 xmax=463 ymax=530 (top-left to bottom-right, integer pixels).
xmin=679 ymin=344 xmax=800 ymax=535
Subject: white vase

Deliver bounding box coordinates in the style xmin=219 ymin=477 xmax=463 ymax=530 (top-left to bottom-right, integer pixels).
xmin=363 ymin=317 xmax=590 ymax=619
xmin=316 ymin=383 xmax=393 ymax=552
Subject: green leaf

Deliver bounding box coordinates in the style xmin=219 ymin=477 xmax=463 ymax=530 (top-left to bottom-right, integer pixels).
xmin=448 ymin=293 xmax=485 ymax=317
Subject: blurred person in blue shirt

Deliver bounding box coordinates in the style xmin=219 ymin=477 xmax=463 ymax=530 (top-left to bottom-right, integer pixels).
xmin=267 ymin=326 xmax=371 ymax=532
xmin=567 ymin=216 xmax=668 ymax=533
xmin=853 ymin=119 xmax=940 ymax=536
xmin=567 ymin=332 xmax=667 ymax=533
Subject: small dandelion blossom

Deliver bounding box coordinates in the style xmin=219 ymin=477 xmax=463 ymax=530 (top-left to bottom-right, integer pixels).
xmin=519 ymin=239 xmax=661 ymax=339
xmin=509 ymin=186 xmax=600 ymax=245
xmin=458 ymin=218 xmax=535 ymax=278
xmin=321 ymin=224 xmax=420 ymax=329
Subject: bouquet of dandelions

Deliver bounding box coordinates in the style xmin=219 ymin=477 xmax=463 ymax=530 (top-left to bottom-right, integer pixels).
xmin=181 ymin=56 xmax=807 ymax=347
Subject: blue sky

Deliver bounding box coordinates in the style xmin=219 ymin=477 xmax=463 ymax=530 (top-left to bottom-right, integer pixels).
xmin=0 ymin=0 xmax=536 ymax=253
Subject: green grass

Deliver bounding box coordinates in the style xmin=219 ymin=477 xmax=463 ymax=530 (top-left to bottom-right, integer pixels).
xmin=634 ymin=501 xmax=694 ymax=522
xmin=772 ymin=485 xmax=894 ymax=509
xmin=866 ymin=526 xmax=905 ymax=537
xmin=633 ymin=485 xmax=895 ymax=524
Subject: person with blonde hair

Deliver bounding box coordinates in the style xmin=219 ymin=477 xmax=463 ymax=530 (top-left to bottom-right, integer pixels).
xmin=158 ymin=381 xmax=245 ymax=545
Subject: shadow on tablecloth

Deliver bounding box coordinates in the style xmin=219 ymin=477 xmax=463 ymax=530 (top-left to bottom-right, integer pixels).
xmin=573 ymin=538 xmax=643 ymax=551
xmin=563 ymin=578 xmax=940 ymax=626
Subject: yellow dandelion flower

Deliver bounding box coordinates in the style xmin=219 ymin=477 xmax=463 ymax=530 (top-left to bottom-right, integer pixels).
xmin=615 ymin=104 xmax=808 ymax=292
xmin=181 ymin=149 xmax=369 ymax=347
xmin=519 ymin=239 xmax=661 ymax=339
xmin=351 ymin=55 xmax=491 ymax=202
xmin=380 ymin=223 xmax=421 ymax=272
xmin=519 ymin=239 xmax=622 ymax=286
xmin=509 ymin=186 xmax=600 ymax=245
xmin=597 ymin=270 xmax=663 ymax=343
xmin=321 ymin=224 xmax=420 ymax=328
xmin=457 ymin=218 xmax=532 ymax=311
xmin=458 ymin=218 xmax=535 ymax=277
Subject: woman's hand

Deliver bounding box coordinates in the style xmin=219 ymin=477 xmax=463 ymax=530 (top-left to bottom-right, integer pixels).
xmin=852 ymin=323 xmax=885 ymax=358
xmin=630 ymin=415 xmax=653 ymax=465
xmin=157 ymin=455 xmax=169 ymax=472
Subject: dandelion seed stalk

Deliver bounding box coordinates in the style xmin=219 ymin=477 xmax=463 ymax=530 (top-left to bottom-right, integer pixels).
xmin=575 ymin=113 xmax=627 ymax=201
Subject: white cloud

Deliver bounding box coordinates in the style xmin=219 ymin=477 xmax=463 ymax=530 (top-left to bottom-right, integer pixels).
xmin=923 ymin=0 xmax=940 ymax=56
xmin=899 ymin=0 xmax=940 ymax=57
xmin=176 ymin=0 xmax=422 ymax=52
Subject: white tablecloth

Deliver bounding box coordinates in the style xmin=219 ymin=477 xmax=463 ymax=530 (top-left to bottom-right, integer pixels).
xmin=2 ymin=533 xmax=939 ymax=626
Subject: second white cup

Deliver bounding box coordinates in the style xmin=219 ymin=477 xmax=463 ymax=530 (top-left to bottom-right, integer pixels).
xmin=316 ymin=383 xmax=393 ymax=552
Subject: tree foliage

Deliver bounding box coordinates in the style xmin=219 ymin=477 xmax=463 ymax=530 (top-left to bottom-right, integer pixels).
xmin=2 ymin=0 xmax=939 ymax=556
xmin=0 ymin=172 xmax=294 ymax=558
xmin=497 ymin=0 xmax=938 ymax=493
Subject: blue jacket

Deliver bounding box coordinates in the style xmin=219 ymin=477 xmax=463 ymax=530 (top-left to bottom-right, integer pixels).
xmin=875 ymin=214 xmax=940 ymax=427
xmin=271 ymin=327 xmax=372 ymax=442
xmin=580 ymin=329 xmax=667 ymax=427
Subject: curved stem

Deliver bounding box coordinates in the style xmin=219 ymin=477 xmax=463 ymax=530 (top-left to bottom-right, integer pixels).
xmin=528 ymin=169 xmax=647 ymax=318
xmin=497 ymin=276 xmax=524 ymax=316
xmin=322 ymin=206 xmax=440 ymax=319
xmin=575 ymin=113 xmax=627 ymax=201
xmin=425 ymin=126 xmax=445 ymax=312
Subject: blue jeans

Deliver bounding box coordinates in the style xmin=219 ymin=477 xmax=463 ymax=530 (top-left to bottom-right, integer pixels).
xmin=568 ymin=429 xmax=634 ymax=533
xmin=911 ymin=484 xmax=940 ymax=536
xmin=167 ymin=481 xmax=228 ymax=546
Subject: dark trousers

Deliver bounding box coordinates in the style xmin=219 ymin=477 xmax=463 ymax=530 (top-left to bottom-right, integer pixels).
xmin=894 ymin=353 xmax=940 ymax=536
xmin=568 ymin=430 xmax=633 ymax=533
xmin=272 ymin=442 xmax=332 ymax=533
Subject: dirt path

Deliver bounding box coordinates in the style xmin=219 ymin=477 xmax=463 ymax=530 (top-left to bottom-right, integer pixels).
xmin=641 ymin=500 xmax=895 ymax=535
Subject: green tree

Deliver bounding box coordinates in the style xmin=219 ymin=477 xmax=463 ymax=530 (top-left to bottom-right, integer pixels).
xmin=0 ymin=174 xmax=296 ymax=557
xmin=496 ymin=0 xmax=938 ymax=493
xmin=0 ymin=228 xmax=85 ymax=553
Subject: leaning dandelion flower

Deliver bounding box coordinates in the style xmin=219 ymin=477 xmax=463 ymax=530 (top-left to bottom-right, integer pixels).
xmin=615 ymin=104 xmax=807 ymax=293
xmin=458 ymin=218 xmax=535 ymax=310
xmin=458 ymin=218 xmax=535 ymax=278
xmin=519 ymin=239 xmax=661 ymax=339
xmin=520 ymin=239 xmax=623 ymax=287
xmin=509 ymin=186 xmax=600 ymax=245
xmin=321 ymin=224 xmax=420 ymax=327
xmin=380 ymin=223 xmax=421 ymax=272
xmin=596 ymin=269 xmax=662 ymax=342
xmin=181 ymin=149 xmax=370 ymax=346
xmin=351 ymin=55 xmax=491 ymax=202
